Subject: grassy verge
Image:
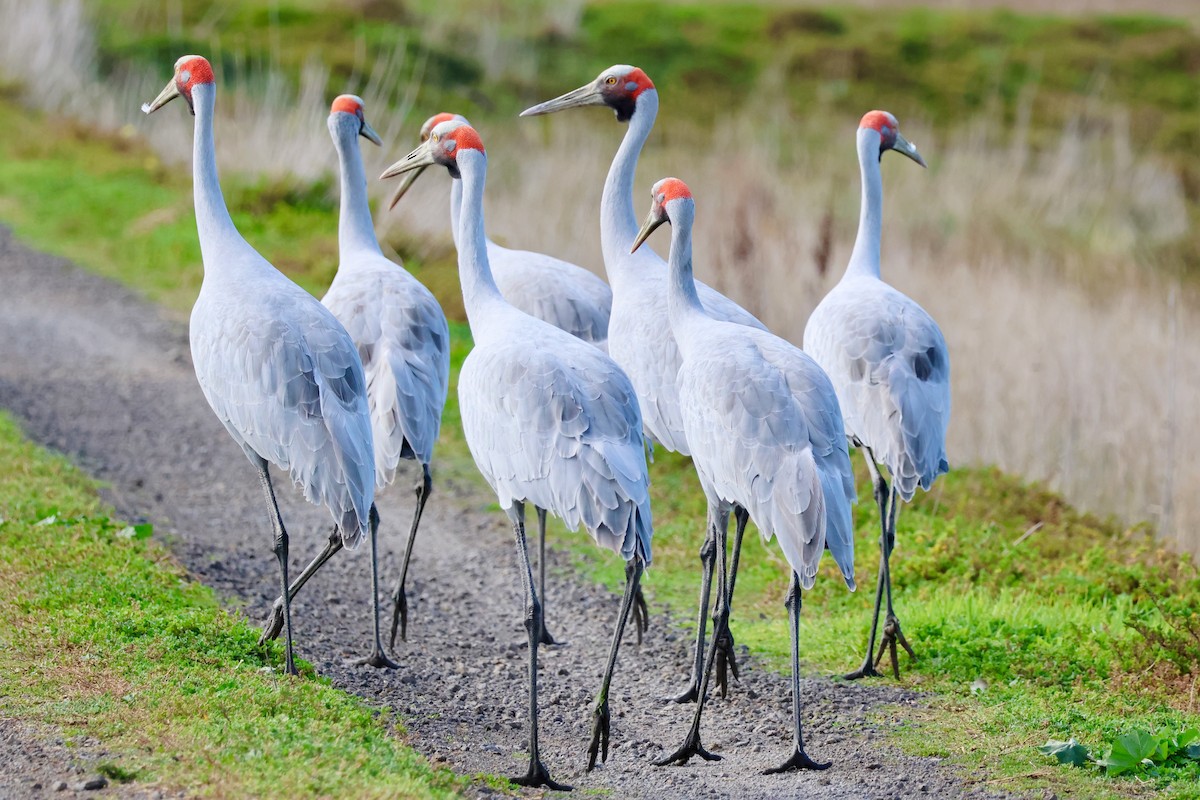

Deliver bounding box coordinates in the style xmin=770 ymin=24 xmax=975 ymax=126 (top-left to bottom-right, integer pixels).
xmin=0 ymin=411 xmax=465 ymax=798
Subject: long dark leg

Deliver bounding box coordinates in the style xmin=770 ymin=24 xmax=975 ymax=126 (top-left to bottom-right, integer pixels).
xmin=872 ymin=484 xmax=915 ymax=678
xmin=714 ymin=504 xmax=748 ymax=697
xmin=256 ymin=460 xmax=297 ymax=676
xmin=656 ymin=504 xmax=729 ymax=766
xmin=258 ymin=525 xmax=343 ymax=644
xmin=352 ymin=504 xmax=400 ymax=669
xmin=535 ymin=506 xmax=560 ymax=646
xmin=845 ymin=451 xmax=890 ymax=680
xmin=587 ymin=557 xmax=645 ymax=771
xmin=507 ymin=502 xmax=571 ymax=791
xmin=766 ymin=572 xmax=830 ymax=773
xmin=389 ymin=463 xmax=432 ymax=647
xmin=670 ymin=509 xmax=719 ymax=703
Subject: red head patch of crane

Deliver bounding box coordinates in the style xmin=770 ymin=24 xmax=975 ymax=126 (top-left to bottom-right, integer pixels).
xmin=175 ymin=55 xmax=215 ymax=93
xmin=859 ymin=110 xmax=899 ymax=148
xmin=433 ymin=123 xmax=485 ymax=157
xmin=615 ymin=67 xmax=654 ymax=98
xmin=653 ymin=177 xmax=692 ymax=205
xmin=331 ymin=94 xmax=364 ymax=116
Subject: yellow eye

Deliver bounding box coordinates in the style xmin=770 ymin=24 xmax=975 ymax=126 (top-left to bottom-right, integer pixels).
xmin=605 ymin=76 xmax=618 ymax=85
xmin=431 ymin=133 xmax=439 ymax=143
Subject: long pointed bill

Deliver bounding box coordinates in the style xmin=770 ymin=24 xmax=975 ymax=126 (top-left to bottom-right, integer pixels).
xmin=141 ymin=78 xmax=181 ymax=115
xmin=520 ymin=82 xmax=605 ymax=117
xmin=360 ymin=119 xmax=383 ymax=146
xmin=894 ymin=132 xmax=926 ymax=168
xmin=387 ymin=165 xmax=427 ymax=211
xmin=380 ymin=139 xmax=437 ymax=181
xmin=630 ymin=210 xmax=666 ymax=254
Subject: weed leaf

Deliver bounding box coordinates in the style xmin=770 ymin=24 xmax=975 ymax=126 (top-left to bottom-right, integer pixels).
xmin=1038 ymin=738 xmax=1089 ymax=767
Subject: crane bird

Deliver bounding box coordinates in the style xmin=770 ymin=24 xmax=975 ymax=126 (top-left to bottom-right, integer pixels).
xmin=142 ymin=57 xmax=378 ymax=674
xmin=632 ymin=177 xmax=855 ymax=772
xmin=803 ymin=110 xmax=949 ymax=680
xmin=389 ymin=111 xmax=620 ymax=646
xmin=257 ymin=96 xmax=451 ymax=657
xmin=522 ymin=64 xmax=767 ymax=701
xmin=380 ymin=119 xmax=653 ymax=790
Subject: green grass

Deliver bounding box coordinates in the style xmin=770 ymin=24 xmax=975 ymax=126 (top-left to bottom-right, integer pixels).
xmin=0 ymin=411 xmax=465 ymax=798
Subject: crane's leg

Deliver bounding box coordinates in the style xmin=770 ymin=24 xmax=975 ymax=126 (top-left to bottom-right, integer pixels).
xmin=534 ymin=506 xmax=561 ymax=646
xmin=390 ymin=464 xmax=432 ymax=647
xmin=844 ymin=451 xmax=890 ymax=680
xmin=259 ymin=525 xmax=343 ymax=644
xmin=352 ymin=504 xmax=400 ymax=669
xmin=766 ymin=571 xmax=831 ymax=774
xmin=256 ymin=460 xmax=298 ymax=676
xmin=872 ymin=485 xmax=916 ymax=679
xmin=656 ymin=503 xmax=729 ymax=766
xmin=506 ymin=501 xmax=571 ymax=792
xmin=587 ymin=556 xmax=645 ymax=771
xmin=669 ymin=508 xmax=719 ymax=703
xmin=714 ymin=504 xmax=748 ymax=698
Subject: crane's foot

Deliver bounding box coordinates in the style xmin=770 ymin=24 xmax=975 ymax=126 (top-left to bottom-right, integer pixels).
xmin=510 ymin=757 xmax=572 ymax=791
xmin=764 ymin=746 xmax=832 ymax=774
xmin=654 ymin=730 xmax=721 ymax=766
xmin=873 ymin=614 xmax=916 ymax=680
xmin=633 ymin=585 xmax=650 ymax=644
xmin=842 ymin=658 xmax=885 ymax=680
xmin=667 ymin=676 xmax=700 ymax=704
xmin=713 ymin=627 xmax=741 ymax=698
xmin=348 ymin=647 xmax=400 ymax=670
xmin=586 ymin=699 xmax=610 ymax=771
xmin=538 ymin=622 xmax=561 ymax=647
xmin=389 ymin=585 xmax=409 ymax=648
xmin=258 ymin=598 xmax=286 ymax=645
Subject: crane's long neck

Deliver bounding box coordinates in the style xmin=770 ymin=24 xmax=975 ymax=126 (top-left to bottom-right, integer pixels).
xmin=334 ymin=125 xmax=384 ymax=260
xmin=664 ymin=205 xmax=706 ymax=344
xmin=449 ymin=176 xmax=463 ymax=249
xmin=455 ymin=150 xmax=506 ymax=327
xmin=190 ymin=83 xmax=245 ymax=266
xmin=846 ymin=129 xmax=883 ymax=280
xmin=601 ymin=90 xmax=658 ymax=278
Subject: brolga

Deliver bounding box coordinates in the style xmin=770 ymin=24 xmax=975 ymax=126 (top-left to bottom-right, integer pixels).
xmin=390 ymin=111 xmax=619 ymax=646
xmin=803 ymin=110 xmax=949 ymax=680
xmin=380 ymin=119 xmax=653 ymax=790
xmin=522 ymin=65 xmax=766 ymax=700
xmin=258 ymin=95 xmax=451 ymax=660
xmin=142 ymin=57 xmax=376 ymax=674
xmin=632 ymin=177 xmax=855 ymax=772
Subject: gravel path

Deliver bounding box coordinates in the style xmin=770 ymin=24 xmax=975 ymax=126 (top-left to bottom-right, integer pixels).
xmin=0 ymin=228 xmax=1025 ymax=799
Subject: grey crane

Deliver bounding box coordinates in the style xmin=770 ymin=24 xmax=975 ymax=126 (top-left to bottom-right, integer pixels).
xmin=142 ymin=57 xmax=377 ymax=674
xmin=804 ymin=110 xmax=950 ymax=680
xmin=380 ymin=119 xmax=652 ymax=790
xmin=633 ymin=176 xmax=855 ymax=773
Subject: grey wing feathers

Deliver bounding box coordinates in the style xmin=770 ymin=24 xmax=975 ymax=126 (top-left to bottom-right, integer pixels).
xmin=806 ymin=281 xmax=950 ymax=502
xmin=681 ymin=330 xmax=855 ymax=590
xmin=695 ymin=278 xmax=768 ymax=331
xmin=459 ymin=325 xmax=652 ymax=563
xmin=490 ymin=246 xmax=612 ymax=347
xmin=323 ymin=269 xmax=450 ymax=487
xmin=192 ymin=297 xmax=375 ymax=547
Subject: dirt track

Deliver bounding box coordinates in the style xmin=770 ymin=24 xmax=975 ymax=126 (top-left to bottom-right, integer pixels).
xmin=0 ymin=227 xmax=1023 ymax=799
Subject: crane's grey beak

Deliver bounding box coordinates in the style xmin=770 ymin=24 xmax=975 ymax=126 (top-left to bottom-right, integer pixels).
xmin=520 ymin=82 xmax=605 ymax=117
xmin=380 ymin=139 xmax=437 ymax=180
xmin=141 ymin=77 xmax=182 ymax=115
xmin=893 ymin=132 xmax=926 ymax=168
xmin=631 ymin=209 xmax=666 ymax=254
xmin=360 ymin=118 xmax=383 ymax=146
xmin=387 ymin=165 xmax=426 ymax=211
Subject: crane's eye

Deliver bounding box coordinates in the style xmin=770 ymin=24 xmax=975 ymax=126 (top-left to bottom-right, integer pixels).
xmin=431 ymin=133 xmax=439 ymax=143
xmin=605 ymin=76 xmax=618 ymax=86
